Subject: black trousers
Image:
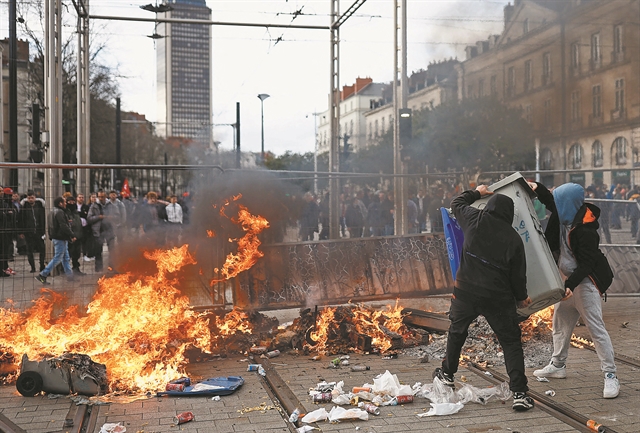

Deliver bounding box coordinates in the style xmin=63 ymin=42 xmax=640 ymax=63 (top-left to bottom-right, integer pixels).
xmin=25 ymin=233 xmax=45 ymax=271
xmin=442 ymin=291 xmax=528 ymax=393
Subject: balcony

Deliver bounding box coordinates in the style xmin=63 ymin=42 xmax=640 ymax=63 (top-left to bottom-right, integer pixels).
xmin=611 ymin=50 xmax=625 ymax=64
xmin=589 ymin=114 xmax=603 ymax=127
xmin=611 ymin=108 xmax=626 ymax=122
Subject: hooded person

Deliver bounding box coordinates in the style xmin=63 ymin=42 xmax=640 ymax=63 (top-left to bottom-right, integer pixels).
xmin=530 ymin=182 xmax=619 ymax=399
xmin=433 ymin=184 xmax=534 ymax=412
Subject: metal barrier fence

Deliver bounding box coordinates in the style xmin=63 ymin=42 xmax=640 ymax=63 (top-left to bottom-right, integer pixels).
xmin=0 ymin=163 xmax=639 ymax=312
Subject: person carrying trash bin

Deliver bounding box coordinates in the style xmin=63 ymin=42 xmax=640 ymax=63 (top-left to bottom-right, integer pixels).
xmin=529 ymin=182 xmax=619 ymax=399
xmin=433 ymin=184 xmax=534 ymax=412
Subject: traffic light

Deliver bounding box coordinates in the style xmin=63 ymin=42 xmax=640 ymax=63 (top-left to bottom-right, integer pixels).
xmin=399 ymin=108 xmax=412 ymax=160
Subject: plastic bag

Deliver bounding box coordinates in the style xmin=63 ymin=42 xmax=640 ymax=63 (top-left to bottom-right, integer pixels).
xmin=301 ymin=408 xmax=329 ymax=423
xmin=415 ymin=377 xmax=457 ymax=404
xmin=327 ymin=406 xmax=369 ymax=422
xmin=456 ymin=382 xmax=511 ymax=405
xmin=372 ymin=370 xmax=413 ymax=397
xmin=296 ymin=426 xmax=316 ymax=433
xmin=99 ymin=423 xmax=126 ymax=433
xmin=417 ymin=402 xmax=464 ymax=417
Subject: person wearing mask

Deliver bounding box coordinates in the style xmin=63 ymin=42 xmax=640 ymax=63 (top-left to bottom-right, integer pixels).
xmin=65 ymin=195 xmax=85 ymax=275
xmin=530 ymin=182 xmax=619 ymax=399
xmin=35 ymin=197 xmax=76 ymax=284
xmin=433 ymin=185 xmax=534 ymax=412
xmin=18 ymin=190 xmax=46 ymax=273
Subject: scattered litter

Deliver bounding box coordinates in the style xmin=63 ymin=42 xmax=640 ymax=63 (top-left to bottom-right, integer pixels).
xmin=417 ymin=402 xmax=464 ymax=417
xmin=247 ymin=364 xmax=262 ymax=372
xmin=536 ymin=377 xmax=550 ymax=382
xmin=328 ymin=406 xmax=369 ymax=422
xmin=372 ymin=370 xmax=413 ymax=396
xmin=301 ymin=407 xmax=329 ymax=423
xmin=238 ymin=402 xmax=275 ymax=414
xmin=381 ymin=353 xmax=398 ymax=360
xmin=289 ymin=408 xmax=301 ymax=423
xmin=173 ymin=411 xmax=194 ymax=425
xmin=266 ymin=350 xmax=281 ymax=358
xmin=296 ymin=426 xmax=316 ymax=433
xmin=545 ymin=390 xmax=556 ymax=397
xmin=211 ymin=396 xmax=220 ymax=401
xmin=621 ymin=322 xmax=629 ymax=328
xmin=358 ymin=402 xmax=381 ymax=415
xmin=191 ymin=383 xmax=225 ymax=392
xmin=460 ymin=376 xmax=467 ymax=382
xmin=351 ymin=365 xmax=370 ymax=372
xmin=484 ymin=372 xmax=493 ymax=377
xmin=250 ymin=346 xmax=267 ymax=355
xmin=278 ymin=321 xmax=294 ymax=330
xmin=99 ymin=423 xmax=126 ymax=433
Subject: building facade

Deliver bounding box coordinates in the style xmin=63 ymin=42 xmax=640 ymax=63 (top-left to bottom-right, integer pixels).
xmin=460 ymin=0 xmax=640 ymax=187
xmin=316 ymin=77 xmax=386 ymax=155
xmin=156 ymin=0 xmax=212 ymax=147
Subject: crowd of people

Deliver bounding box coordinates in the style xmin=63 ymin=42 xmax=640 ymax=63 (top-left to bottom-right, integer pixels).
xmin=0 ymin=185 xmax=190 ymax=282
xmin=295 ymin=181 xmax=640 ymax=243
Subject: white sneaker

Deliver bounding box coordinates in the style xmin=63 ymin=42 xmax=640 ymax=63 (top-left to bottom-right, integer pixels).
xmin=83 ymin=256 xmax=94 ymax=262
xmin=533 ymin=362 xmax=567 ymax=379
xmin=603 ymin=373 xmax=619 ymax=399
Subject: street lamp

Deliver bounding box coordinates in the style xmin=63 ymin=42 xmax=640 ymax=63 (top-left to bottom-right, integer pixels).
xmin=257 ymin=93 xmax=270 ymax=163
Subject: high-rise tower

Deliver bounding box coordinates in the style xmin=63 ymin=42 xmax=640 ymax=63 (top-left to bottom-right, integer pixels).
xmin=157 ymin=0 xmax=212 ymax=146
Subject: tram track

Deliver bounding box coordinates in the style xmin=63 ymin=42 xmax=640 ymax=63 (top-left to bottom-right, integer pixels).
xmin=467 ymin=362 xmax=620 ymax=433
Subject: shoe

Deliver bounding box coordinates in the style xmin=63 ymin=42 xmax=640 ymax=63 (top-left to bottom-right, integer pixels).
xmin=83 ymin=256 xmax=94 ymax=262
xmin=603 ymin=373 xmax=619 ymax=399
xmin=73 ymin=268 xmax=86 ymax=276
xmin=433 ymin=367 xmax=455 ymax=387
xmin=35 ymin=274 xmax=50 ymax=285
xmin=30 ymin=268 xmax=36 ymax=273
xmin=512 ymin=392 xmax=534 ymax=411
xmin=4 ymin=268 xmax=16 ymax=275
xmin=533 ymin=362 xmax=567 ymax=379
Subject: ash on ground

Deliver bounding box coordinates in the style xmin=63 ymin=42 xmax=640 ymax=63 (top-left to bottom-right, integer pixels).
xmin=403 ymin=315 xmax=553 ymax=368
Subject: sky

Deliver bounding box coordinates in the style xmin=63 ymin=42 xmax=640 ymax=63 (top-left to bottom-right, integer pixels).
xmin=2 ymin=0 xmax=507 ymax=156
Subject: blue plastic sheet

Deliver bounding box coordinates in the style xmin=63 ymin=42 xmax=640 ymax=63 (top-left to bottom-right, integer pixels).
xmin=441 ymin=207 xmax=464 ymax=281
xmin=156 ymin=376 xmax=244 ymax=397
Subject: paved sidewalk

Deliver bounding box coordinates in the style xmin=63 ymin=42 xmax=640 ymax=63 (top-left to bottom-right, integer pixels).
xmin=1 ymin=296 xmax=638 ymax=433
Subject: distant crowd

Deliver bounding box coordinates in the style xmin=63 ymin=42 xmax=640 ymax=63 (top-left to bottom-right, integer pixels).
xmin=0 ymin=186 xmax=190 ymax=280
xmin=294 ymin=181 xmax=640 ymax=243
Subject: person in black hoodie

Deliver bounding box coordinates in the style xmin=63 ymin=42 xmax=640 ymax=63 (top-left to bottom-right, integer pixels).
xmin=531 ymin=182 xmax=619 ymax=399
xmin=18 ymin=191 xmax=46 ymax=273
xmin=433 ymin=184 xmax=534 ymax=412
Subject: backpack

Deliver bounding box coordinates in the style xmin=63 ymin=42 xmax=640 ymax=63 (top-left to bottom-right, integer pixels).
xmin=588 ymin=249 xmax=614 ymax=297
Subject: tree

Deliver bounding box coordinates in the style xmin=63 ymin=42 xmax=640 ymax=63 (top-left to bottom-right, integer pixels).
xmin=406 ymin=97 xmax=536 ymax=173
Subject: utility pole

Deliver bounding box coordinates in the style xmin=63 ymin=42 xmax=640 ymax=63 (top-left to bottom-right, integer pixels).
xmin=115 ymin=97 xmax=122 ymax=188
xmin=329 ymin=0 xmax=340 ymax=239
xmin=76 ymin=0 xmax=90 ymax=194
xmin=9 ymin=0 xmax=18 ymax=188
xmin=393 ymin=0 xmax=408 ymax=236
xmin=45 ymin=0 xmax=63 ymax=201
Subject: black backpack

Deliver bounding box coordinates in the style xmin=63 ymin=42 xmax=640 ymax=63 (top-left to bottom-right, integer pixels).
xmin=589 ymin=249 xmax=614 ymax=297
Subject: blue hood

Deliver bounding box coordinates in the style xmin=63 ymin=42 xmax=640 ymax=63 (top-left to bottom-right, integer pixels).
xmin=553 ymin=183 xmax=584 ymax=225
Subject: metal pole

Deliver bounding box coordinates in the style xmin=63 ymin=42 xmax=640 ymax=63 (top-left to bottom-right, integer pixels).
xmin=236 ymin=102 xmax=241 ymax=169
xmin=535 ymin=138 xmax=541 ymax=182
xmin=77 ymin=2 xmax=90 ymax=195
xmin=260 ymin=99 xmax=265 ymax=162
xmin=329 ymin=0 xmax=341 ymax=240
xmin=393 ymin=0 xmax=408 ymax=236
xmin=314 ymin=112 xmax=318 ymax=195
xmin=116 ymin=97 xmax=121 ymax=186
xmin=45 ymin=0 xmax=63 ymax=201
xmin=9 ymin=0 xmax=18 ymax=188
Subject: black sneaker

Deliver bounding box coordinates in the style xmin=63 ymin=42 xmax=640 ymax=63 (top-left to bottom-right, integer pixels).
xmin=433 ymin=367 xmax=455 ymax=387
xmin=512 ymin=392 xmax=534 ymax=411
xmin=35 ymin=274 xmax=50 ymax=285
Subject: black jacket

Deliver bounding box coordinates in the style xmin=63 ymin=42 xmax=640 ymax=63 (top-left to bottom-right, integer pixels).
xmin=535 ymin=182 xmax=613 ymax=292
xmin=452 ymin=190 xmax=528 ymax=302
xmin=19 ymin=201 xmax=46 ymax=236
xmin=48 ymin=207 xmax=75 ymax=241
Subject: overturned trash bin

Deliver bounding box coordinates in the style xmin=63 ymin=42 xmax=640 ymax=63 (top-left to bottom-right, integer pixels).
xmin=16 ymin=353 xmax=108 ymax=397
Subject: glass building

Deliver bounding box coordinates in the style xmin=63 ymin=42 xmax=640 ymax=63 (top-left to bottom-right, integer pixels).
xmin=157 ymin=0 xmax=212 ymax=146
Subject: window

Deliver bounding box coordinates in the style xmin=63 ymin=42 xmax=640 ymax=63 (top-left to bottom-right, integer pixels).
xmin=467 ymin=84 xmax=474 ymax=98
xmin=569 ymin=143 xmax=583 ymax=169
xmin=541 ymin=148 xmax=553 ymax=170
xmin=613 ymin=137 xmax=627 ymax=165
xmin=591 ymin=33 xmax=601 ymax=67
xmin=614 ymin=78 xmax=625 ymax=113
xmin=524 ymin=60 xmax=533 ymax=91
xmin=350 ymin=119 xmax=354 ymax=136
xmin=592 ymin=140 xmax=603 ymax=167
xmin=523 ymin=18 xmax=529 ymax=34
xmin=544 ymin=99 xmax=552 ymax=128
xmin=592 ymin=85 xmax=602 ymax=118
xmin=490 ymin=75 xmax=497 ymax=95
xmin=525 ymin=105 xmax=533 ymax=124
xmin=571 ymin=42 xmax=580 ymax=72
xmin=478 ymin=79 xmax=485 ymax=97
xmin=571 ymin=91 xmax=581 ymax=122
xmin=380 ymin=117 xmax=385 ymax=133
xmin=374 ymin=119 xmax=379 ymax=137
xmin=613 ymin=24 xmax=623 ymax=54
xmin=542 ymin=52 xmax=551 ymax=85
xmin=507 ymin=67 xmax=515 ymax=96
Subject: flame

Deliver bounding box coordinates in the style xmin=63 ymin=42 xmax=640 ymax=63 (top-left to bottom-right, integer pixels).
xmin=214 ymin=308 xmax=252 ymax=339
xmin=207 ymin=230 xmax=215 ymax=238
xmin=352 ymin=300 xmax=407 ymax=353
xmin=520 ymin=306 xmax=554 ymax=341
xmin=570 ymin=334 xmax=594 ymax=349
xmin=309 ymin=307 xmax=336 ymax=354
xmin=211 ymin=195 xmax=270 ymax=284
